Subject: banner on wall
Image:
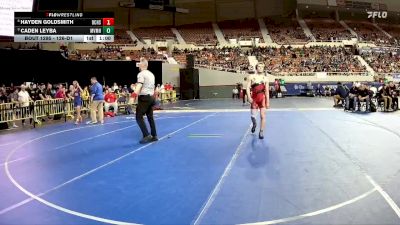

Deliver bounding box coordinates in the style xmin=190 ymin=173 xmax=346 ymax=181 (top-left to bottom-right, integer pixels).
xmin=315 ymin=72 xmax=327 ymax=79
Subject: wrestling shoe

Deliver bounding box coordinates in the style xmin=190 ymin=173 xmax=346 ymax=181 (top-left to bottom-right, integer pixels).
xmin=259 ymin=130 xmax=264 ymax=139
xmin=139 ymin=135 xmax=153 ymax=144
xmin=251 ymin=117 xmax=257 ymax=133
xmin=151 ymin=136 xmax=159 ymax=142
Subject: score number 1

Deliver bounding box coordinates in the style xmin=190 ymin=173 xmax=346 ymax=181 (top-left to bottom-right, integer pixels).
xmin=102 ymin=18 xmax=114 ymax=26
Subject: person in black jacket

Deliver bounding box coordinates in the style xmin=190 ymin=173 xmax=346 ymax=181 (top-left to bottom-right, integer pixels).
xmin=333 ymin=82 xmax=349 ymax=107
xmin=346 ymin=83 xmax=358 ymax=111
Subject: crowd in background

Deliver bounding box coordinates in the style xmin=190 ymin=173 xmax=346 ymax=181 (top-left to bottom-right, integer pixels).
xmin=66 ymin=47 xmax=167 ymax=61
xmin=361 ymin=51 xmax=400 ymax=73
xmin=61 ymin=45 xmax=400 ymax=76
xmin=306 ymin=19 xmax=355 ymax=41
xmin=0 ymin=81 xmax=176 ymax=127
xmin=265 ymin=17 xmax=309 ymax=44
xmin=172 ymin=47 xmax=251 ymax=72
xmin=171 ymin=46 xmax=368 ymax=74
xmin=251 ymin=46 xmax=366 ymax=73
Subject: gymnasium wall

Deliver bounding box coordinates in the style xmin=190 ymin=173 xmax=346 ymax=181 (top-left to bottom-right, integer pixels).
xmin=82 ymin=0 xmax=295 ymax=28
xmin=131 ymin=8 xmax=173 ymax=28
xmin=255 ymin=0 xmax=287 ymax=17
xmin=298 ymin=0 xmax=400 ymax=12
xmin=348 ymin=0 xmax=400 ymax=12
xmin=297 ymin=0 xmax=326 ymax=6
xmin=175 ymin=0 xmax=216 ymax=25
xmin=82 ymin=0 xmax=119 ymax=8
xmin=162 ymin=63 xmax=181 ymax=86
xmin=197 ymin=68 xmax=244 ymax=98
xmin=83 ymin=0 xmax=130 ymax=28
xmin=216 ymin=0 xmax=255 ymax=21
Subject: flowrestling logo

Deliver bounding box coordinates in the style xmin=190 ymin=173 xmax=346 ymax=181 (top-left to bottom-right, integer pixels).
xmin=367 ymin=11 xmax=388 ymax=19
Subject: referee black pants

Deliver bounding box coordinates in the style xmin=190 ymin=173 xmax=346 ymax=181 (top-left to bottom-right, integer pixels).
xmin=136 ymin=95 xmax=157 ymax=138
xmin=242 ymin=90 xmax=247 ymax=104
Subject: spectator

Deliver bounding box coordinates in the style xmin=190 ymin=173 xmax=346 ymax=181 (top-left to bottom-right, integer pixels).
xmin=8 ymin=88 xmax=19 ymax=104
xmin=155 ymin=84 xmax=161 ymax=94
xmin=81 ymin=86 xmax=90 ymax=101
xmin=112 ymin=82 xmax=119 ymax=92
xmin=346 ymin=83 xmax=359 ymax=111
xmin=159 ymin=83 xmax=165 ymax=94
xmin=324 ymin=86 xmax=331 ymax=97
xmin=0 ymin=89 xmax=7 ymax=103
xmin=117 ymin=88 xmax=129 ymax=105
xmin=104 ymin=88 xmax=118 ymax=115
xmin=387 ymin=81 xmax=398 ymax=110
xmin=357 ymin=84 xmax=371 ymax=112
xmin=232 ymin=87 xmax=239 ymax=99
xmin=66 ymin=85 xmax=75 ymax=100
xmin=18 ymin=85 xmax=32 ymax=126
xmin=333 ymin=82 xmax=349 ymax=107
xmin=126 ymin=84 xmax=137 ymax=114
xmin=38 ymin=83 xmax=46 ymax=100
xmin=28 ymin=83 xmax=37 ymax=101
xmin=8 ymin=88 xmax=19 ymax=128
xmin=55 ymin=85 xmax=66 ymax=99
xmin=380 ymin=84 xmax=393 ymax=111
xmin=44 ymin=83 xmax=54 ymax=99
xmin=315 ymin=84 xmax=323 ymax=97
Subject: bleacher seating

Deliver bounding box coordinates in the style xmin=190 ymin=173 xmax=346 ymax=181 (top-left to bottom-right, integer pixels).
xmin=378 ymin=23 xmax=400 ymax=45
xmin=362 ymin=52 xmax=400 ymax=73
xmin=177 ymin=23 xmax=218 ymax=46
xmin=1 ymin=17 xmax=397 ymax=76
xmin=173 ymin=47 xmax=250 ymax=72
xmin=264 ymin=17 xmax=308 ymax=44
xmin=172 ymin=49 xmax=187 ymax=64
xmin=114 ymin=29 xmax=134 ymax=44
xmin=305 ymin=19 xmax=354 ymax=41
xmin=251 ymin=46 xmax=366 ymax=73
xmin=69 ymin=48 xmax=165 ymax=61
xmin=218 ymin=19 xmax=262 ymax=42
xmin=346 ymin=21 xmax=390 ymax=44
xmin=124 ymin=48 xmax=165 ymax=61
xmin=133 ymin=26 xmax=176 ymax=42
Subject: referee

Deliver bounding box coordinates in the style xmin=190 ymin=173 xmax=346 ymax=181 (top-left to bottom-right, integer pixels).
xmin=133 ymin=57 xmax=158 ymax=144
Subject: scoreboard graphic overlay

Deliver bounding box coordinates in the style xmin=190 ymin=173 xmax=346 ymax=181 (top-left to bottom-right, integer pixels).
xmin=14 ymin=12 xmax=115 ymax=42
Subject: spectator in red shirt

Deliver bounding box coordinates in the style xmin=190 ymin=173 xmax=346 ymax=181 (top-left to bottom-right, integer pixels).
xmin=164 ymin=83 xmax=171 ymax=91
xmin=167 ymin=83 xmax=173 ymax=91
xmin=104 ymin=88 xmax=118 ymax=114
xmin=55 ymin=85 xmax=66 ymax=99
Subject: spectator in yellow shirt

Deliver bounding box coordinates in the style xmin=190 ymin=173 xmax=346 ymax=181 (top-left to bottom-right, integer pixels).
xmin=81 ymin=86 xmax=90 ymax=101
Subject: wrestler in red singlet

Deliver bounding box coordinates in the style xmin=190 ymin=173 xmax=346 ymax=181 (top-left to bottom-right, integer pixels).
xmin=246 ymin=63 xmax=270 ymax=139
xmin=251 ymin=81 xmax=266 ymax=109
